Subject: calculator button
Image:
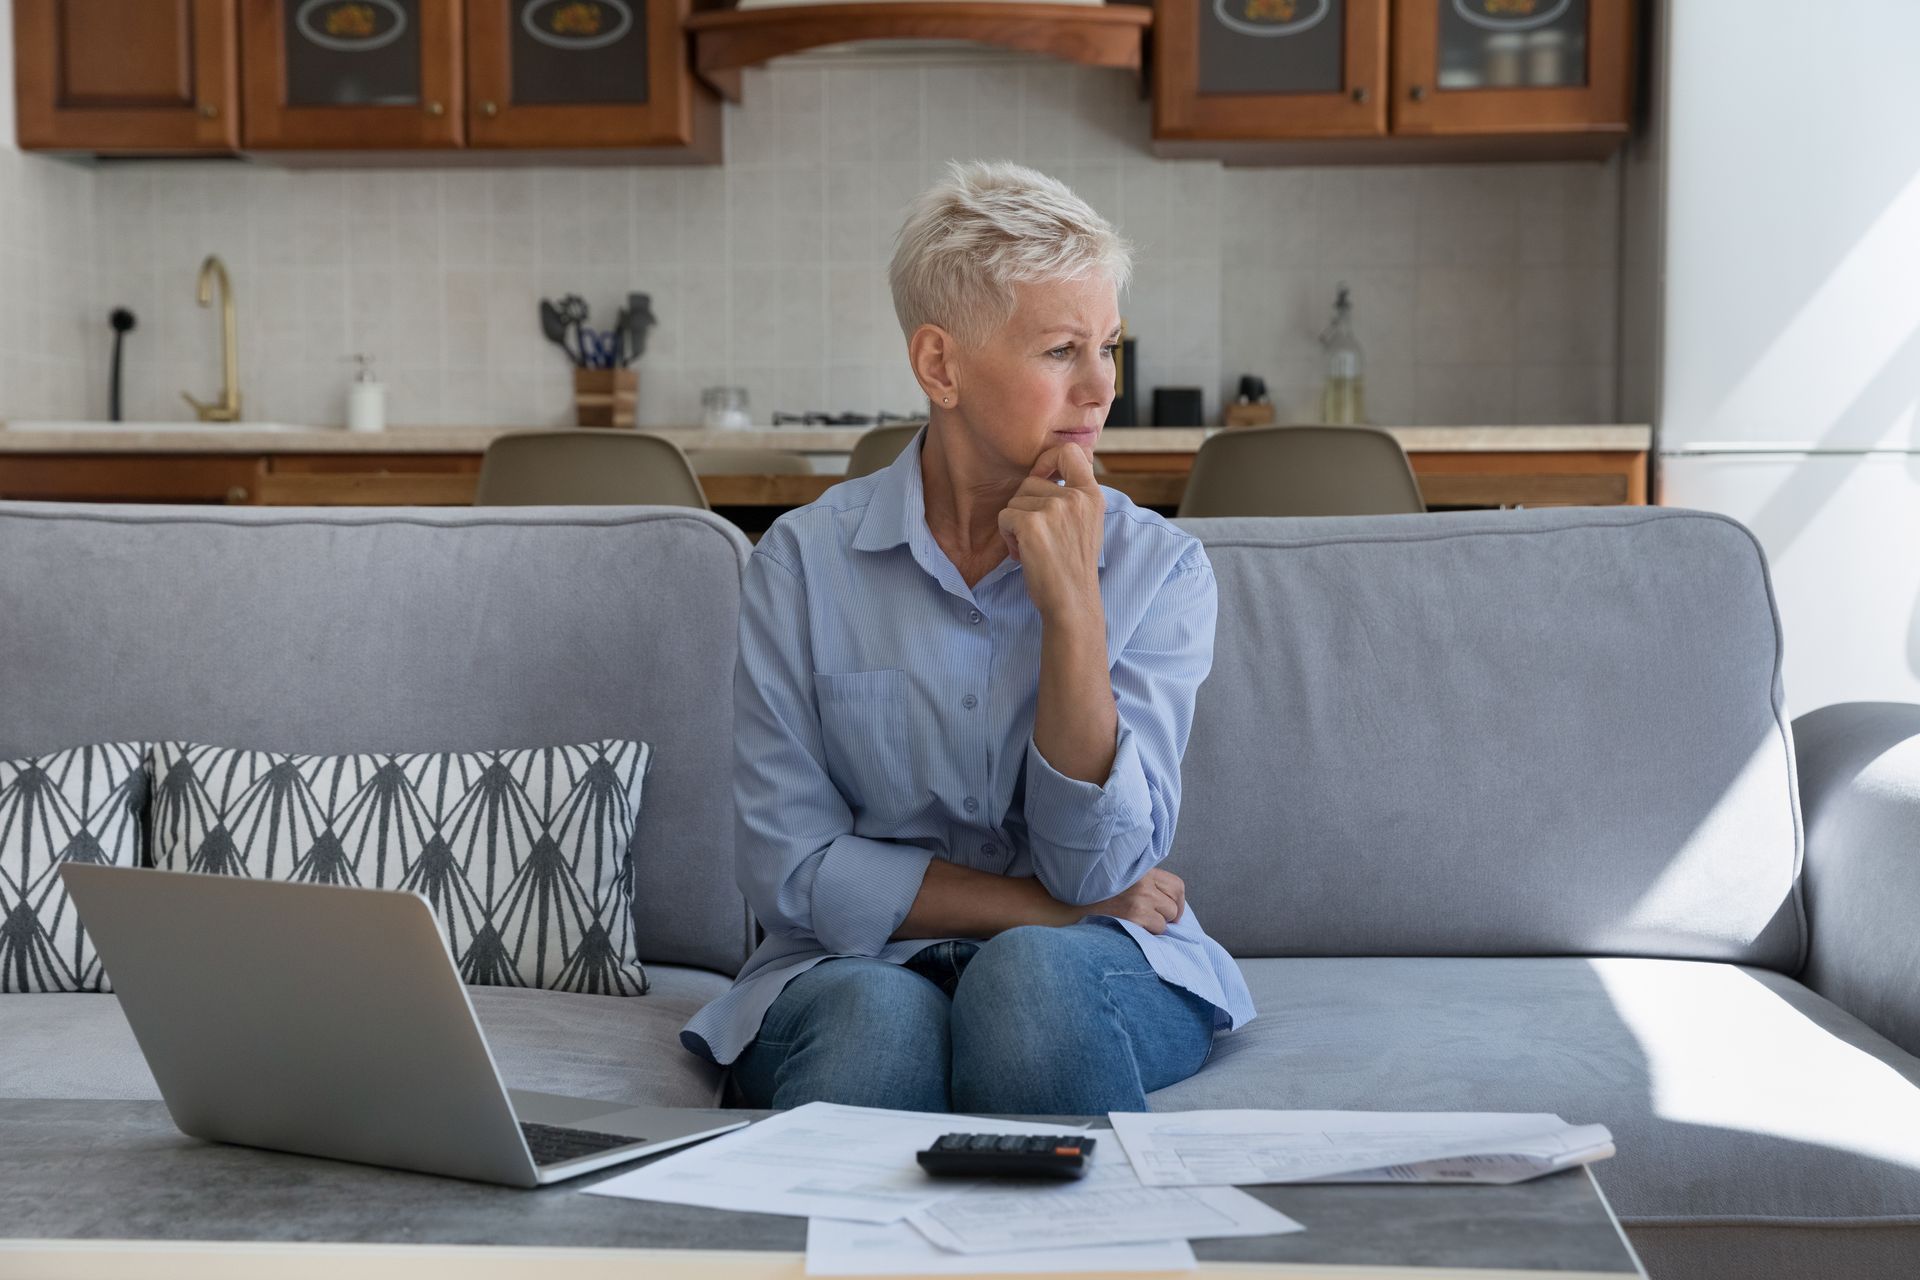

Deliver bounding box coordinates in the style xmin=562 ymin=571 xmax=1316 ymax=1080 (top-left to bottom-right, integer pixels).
xmin=994 ymin=1135 xmax=1027 ymax=1151
xmin=1024 ymin=1137 xmax=1053 ymax=1152
xmin=966 ymin=1135 xmax=999 ymax=1150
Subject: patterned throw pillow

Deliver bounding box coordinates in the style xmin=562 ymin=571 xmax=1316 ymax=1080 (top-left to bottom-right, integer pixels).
xmin=149 ymin=740 xmax=653 ymax=996
xmin=0 ymin=743 xmax=149 ymax=993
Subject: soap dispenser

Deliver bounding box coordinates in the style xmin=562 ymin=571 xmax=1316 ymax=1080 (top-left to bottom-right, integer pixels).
xmin=346 ymin=353 xmax=385 ymax=433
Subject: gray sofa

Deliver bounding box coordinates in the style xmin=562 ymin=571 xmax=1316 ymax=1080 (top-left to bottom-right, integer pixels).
xmin=1 ymin=499 xmax=1917 ymax=1280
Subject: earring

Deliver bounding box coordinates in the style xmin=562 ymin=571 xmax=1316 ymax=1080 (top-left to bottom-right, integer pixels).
xmin=943 ymin=396 xmax=952 ymax=405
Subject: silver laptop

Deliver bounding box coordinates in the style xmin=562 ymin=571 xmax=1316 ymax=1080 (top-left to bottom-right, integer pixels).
xmin=60 ymin=864 xmax=747 ymax=1187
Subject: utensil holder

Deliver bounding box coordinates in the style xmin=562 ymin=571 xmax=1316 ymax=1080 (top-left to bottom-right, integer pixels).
xmin=574 ymin=368 xmax=637 ymax=428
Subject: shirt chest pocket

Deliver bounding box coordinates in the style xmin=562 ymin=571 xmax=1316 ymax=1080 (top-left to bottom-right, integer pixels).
xmin=812 ymin=668 xmax=919 ymax=828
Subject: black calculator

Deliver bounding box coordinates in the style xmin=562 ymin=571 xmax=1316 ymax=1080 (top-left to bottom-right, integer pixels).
xmin=916 ymin=1133 xmax=1095 ymax=1179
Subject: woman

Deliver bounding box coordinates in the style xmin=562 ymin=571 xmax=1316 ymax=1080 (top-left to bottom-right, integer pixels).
xmin=679 ymin=160 xmax=1255 ymax=1113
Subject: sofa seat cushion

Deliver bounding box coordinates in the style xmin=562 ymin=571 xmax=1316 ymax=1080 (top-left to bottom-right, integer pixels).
xmin=1150 ymin=956 xmax=1920 ymax=1226
xmin=0 ymin=965 xmax=733 ymax=1108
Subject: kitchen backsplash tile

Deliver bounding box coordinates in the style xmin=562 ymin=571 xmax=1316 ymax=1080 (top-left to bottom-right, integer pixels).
xmin=3 ymin=58 xmax=1620 ymax=429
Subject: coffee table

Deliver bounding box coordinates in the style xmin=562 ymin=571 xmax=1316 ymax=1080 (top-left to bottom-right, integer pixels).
xmin=0 ymin=1101 xmax=1645 ymax=1278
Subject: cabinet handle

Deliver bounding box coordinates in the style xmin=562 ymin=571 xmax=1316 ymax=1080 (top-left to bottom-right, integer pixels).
xmin=199 ymin=103 xmax=218 ymax=119
xmin=426 ymin=101 xmax=445 ymax=117
xmin=1351 ymin=86 xmax=1369 ymax=104
xmin=225 ymin=485 xmax=250 ymax=504
xmin=1409 ymin=84 xmax=1428 ymax=102
xmin=481 ymin=101 xmax=499 ymax=118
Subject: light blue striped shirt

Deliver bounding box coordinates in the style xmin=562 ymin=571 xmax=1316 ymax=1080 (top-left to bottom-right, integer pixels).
xmin=680 ymin=428 xmax=1256 ymax=1068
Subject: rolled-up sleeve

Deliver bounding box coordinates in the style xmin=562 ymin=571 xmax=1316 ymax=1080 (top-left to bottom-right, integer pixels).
xmin=733 ymin=538 xmax=935 ymax=956
xmin=1023 ymin=543 xmax=1217 ymax=906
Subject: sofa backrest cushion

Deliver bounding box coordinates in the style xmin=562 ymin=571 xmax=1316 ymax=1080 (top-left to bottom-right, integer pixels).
xmin=1173 ymin=507 xmax=1805 ymax=971
xmin=0 ymin=502 xmax=753 ymax=977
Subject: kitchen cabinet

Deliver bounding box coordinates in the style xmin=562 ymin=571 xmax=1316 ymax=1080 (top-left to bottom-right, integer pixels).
xmin=1153 ymin=0 xmax=1633 ymax=161
xmin=465 ymin=0 xmax=719 ymax=153
xmin=1154 ymin=0 xmax=1389 ymax=143
xmin=11 ymin=0 xmax=240 ymax=154
xmin=240 ymin=0 xmax=465 ymax=148
xmin=1392 ymin=0 xmax=1633 ymax=139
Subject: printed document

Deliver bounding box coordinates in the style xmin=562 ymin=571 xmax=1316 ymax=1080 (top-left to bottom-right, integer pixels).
xmin=582 ymin=1101 xmax=1086 ymax=1223
xmin=903 ymin=1144 xmax=1304 ymax=1255
xmin=1109 ymin=1110 xmax=1616 ymax=1187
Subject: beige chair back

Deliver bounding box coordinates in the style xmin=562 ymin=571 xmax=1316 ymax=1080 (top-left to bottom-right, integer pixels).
xmin=688 ymin=449 xmax=813 ymax=476
xmin=845 ymin=423 xmax=924 ymax=479
xmin=1176 ymin=425 xmax=1426 ymax=518
xmin=474 ymin=430 xmax=709 ymax=509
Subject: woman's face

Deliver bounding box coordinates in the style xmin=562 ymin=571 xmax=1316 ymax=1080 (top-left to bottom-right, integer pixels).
xmin=953 ymin=274 xmax=1121 ymax=474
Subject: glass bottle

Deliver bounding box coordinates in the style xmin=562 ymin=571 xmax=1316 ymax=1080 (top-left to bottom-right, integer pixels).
xmin=1319 ymin=282 xmax=1366 ymax=425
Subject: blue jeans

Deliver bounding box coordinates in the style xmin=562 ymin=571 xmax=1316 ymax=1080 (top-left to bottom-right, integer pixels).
xmin=727 ymin=919 xmax=1217 ymax=1113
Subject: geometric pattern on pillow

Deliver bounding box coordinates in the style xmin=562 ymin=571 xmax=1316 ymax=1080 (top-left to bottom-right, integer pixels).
xmin=0 ymin=742 xmax=149 ymax=993
xmin=148 ymin=739 xmax=652 ymax=996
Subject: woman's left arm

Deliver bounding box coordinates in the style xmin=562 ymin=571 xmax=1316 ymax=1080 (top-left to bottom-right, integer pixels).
xmin=998 ymin=444 xmax=1219 ymax=909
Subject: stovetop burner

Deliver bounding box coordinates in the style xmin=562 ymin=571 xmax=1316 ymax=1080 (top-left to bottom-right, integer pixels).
xmin=770 ymin=410 xmax=927 ymax=427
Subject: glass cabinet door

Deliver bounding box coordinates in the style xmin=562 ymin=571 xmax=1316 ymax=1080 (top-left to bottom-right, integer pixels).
xmin=466 ymin=0 xmax=713 ymax=149
xmin=1154 ymin=0 xmax=1388 ymax=142
xmin=242 ymin=0 xmax=463 ymax=148
xmin=1435 ymin=0 xmax=1588 ymax=92
xmin=284 ymin=0 xmax=425 ymax=106
xmin=1393 ymin=0 xmax=1631 ymax=137
xmin=1199 ymin=0 xmax=1348 ymax=97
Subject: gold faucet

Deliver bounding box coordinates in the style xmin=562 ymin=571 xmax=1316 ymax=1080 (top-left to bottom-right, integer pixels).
xmin=182 ymin=255 xmax=241 ymax=422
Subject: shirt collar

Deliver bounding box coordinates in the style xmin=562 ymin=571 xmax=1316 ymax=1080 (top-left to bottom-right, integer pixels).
xmin=851 ymin=425 xmax=1108 ymax=569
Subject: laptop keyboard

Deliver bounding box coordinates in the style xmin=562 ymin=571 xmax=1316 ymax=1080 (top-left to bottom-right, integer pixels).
xmin=519 ymin=1121 xmax=645 ymax=1166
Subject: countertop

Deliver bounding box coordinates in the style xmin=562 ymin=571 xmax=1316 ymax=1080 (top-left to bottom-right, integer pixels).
xmin=0 ymin=424 xmax=1654 ymax=454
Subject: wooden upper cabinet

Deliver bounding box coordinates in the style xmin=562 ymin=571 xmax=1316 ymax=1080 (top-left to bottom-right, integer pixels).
xmin=464 ymin=0 xmax=717 ymax=153
xmin=1154 ymin=0 xmax=1389 ymax=142
xmin=1391 ymin=0 xmax=1633 ymax=137
xmin=13 ymin=0 xmax=239 ymax=153
xmin=240 ymin=0 xmax=463 ymax=148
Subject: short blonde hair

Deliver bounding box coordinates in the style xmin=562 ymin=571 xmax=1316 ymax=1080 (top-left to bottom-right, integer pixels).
xmin=888 ymin=159 xmax=1133 ymax=352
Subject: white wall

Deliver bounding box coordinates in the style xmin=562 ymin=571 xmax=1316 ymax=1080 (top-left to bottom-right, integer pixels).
xmin=1657 ymin=0 xmax=1920 ymax=451
xmin=0 ymin=0 xmax=95 ymax=419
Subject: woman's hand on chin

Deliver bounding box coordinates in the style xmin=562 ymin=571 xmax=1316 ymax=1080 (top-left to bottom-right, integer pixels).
xmin=997 ymin=442 xmax=1104 ymax=620
xmin=1074 ymin=868 xmax=1187 ymax=935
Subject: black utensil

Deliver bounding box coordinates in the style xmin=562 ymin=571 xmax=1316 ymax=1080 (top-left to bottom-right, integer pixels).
xmin=622 ymin=292 xmax=655 ymax=366
xmin=540 ymin=298 xmax=568 ymax=346
xmin=557 ymin=294 xmax=590 ymax=368
xmin=108 ymin=308 xmax=136 ymax=422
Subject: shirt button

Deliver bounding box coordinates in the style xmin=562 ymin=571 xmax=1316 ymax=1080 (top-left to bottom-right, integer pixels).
xmin=980 ymin=842 xmax=996 ymax=858
xmin=961 ymin=694 xmax=978 ymax=710
xmin=964 ymin=796 xmax=979 ymax=813
xmin=968 ymin=610 xmax=982 ymax=624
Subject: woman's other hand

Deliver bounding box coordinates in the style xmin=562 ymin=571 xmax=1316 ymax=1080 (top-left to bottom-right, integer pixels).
xmin=1078 ymin=868 xmax=1186 ymax=935
xmin=997 ymin=442 xmax=1104 ymax=619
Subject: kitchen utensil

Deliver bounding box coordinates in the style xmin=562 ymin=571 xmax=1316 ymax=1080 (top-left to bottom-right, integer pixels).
xmin=540 ymin=298 xmax=569 ymax=354
xmin=108 ymin=308 xmax=136 ymax=422
xmin=622 ymin=292 xmax=655 ymax=366
xmin=556 ymin=294 xmax=590 ymax=367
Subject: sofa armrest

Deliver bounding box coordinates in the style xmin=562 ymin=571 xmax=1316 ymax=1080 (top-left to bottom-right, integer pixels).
xmin=1794 ymin=701 xmax=1920 ymax=1058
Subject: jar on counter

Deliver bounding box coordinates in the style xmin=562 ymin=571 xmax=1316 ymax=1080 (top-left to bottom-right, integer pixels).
xmin=701 ymin=385 xmax=750 ymax=430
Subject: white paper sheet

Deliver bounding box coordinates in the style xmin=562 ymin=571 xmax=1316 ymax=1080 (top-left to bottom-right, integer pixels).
xmin=902 ymin=1145 xmax=1303 ymax=1256
xmin=1108 ymin=1110 xmax=1615 ymax=1187
xmin=1299 ymin=1135 xmax=1619 ymax=1185
xmin=581 ymin=1102 xmax=1085 ymax=1223
xmin=805 ymin=1219 xmax=1197 ymax=1276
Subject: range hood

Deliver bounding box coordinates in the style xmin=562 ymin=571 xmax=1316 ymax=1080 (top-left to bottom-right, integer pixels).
xmin=685 ymin=2 xmax=1151 ymax=94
